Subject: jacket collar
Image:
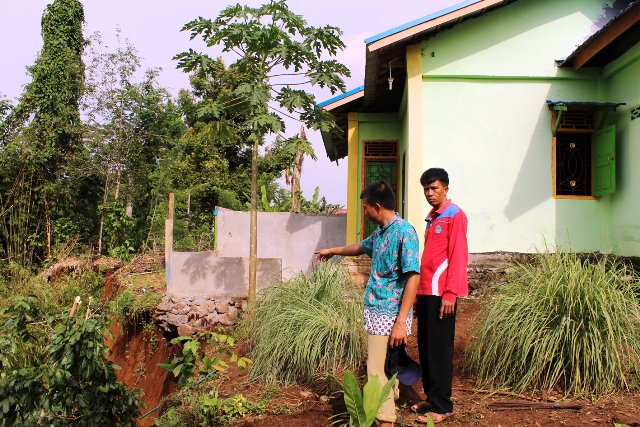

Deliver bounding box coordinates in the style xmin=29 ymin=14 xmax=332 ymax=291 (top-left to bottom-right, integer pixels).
xmin=426 ymin=199 xmax=452 ymax=222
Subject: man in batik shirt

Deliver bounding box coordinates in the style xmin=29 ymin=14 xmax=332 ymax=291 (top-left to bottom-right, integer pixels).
xmin=316 ymin=181 xmax=420 ymax=427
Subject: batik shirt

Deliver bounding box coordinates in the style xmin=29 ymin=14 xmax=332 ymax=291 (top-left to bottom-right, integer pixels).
xmin=360 ymin=214 xmax=420 ymax=336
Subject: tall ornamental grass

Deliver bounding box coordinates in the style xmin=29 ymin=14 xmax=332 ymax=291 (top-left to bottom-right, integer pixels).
xmin=466 ymin=251 xmax=640 ymax=397
xmin=243 ymin=262 xmax=366 ymax=384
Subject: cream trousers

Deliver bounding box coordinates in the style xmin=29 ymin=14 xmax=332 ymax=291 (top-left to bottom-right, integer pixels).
xmin=367 ymin=333 xmax=400 ymax=423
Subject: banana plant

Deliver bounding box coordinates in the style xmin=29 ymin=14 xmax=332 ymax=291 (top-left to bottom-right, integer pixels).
xmin=341 ymin=370 xmax=397 ymax=427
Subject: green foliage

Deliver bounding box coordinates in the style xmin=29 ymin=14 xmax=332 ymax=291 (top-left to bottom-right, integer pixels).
xmin=338 ymin=371 xmax=397 ymax=427
xmin=158 ymin=330 xmax=251 ymax=388
xmin=242 ymin=262 xmax=366 ymax=384
xmin=0 ymin=301 xmax=142 ymax=426
xmin=155 ymin=330 xmax=256 ymax=426
xmin=0 ymin=0 xmax=91 ymax=265
xmin=466 ymin=250 xmax=640 ymax=397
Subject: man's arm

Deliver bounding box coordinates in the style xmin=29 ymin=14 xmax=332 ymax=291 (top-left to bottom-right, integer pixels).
xmin=389 ymin=272 xmax=419 ymax=347
xmin=440 ymin=211 xmax=469 ymax=319
xmin=315 ymin=243 xmax=364 ymax=262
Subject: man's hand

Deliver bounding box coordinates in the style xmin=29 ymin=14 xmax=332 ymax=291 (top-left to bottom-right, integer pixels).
xmin=439 ymin=299 xmax=455 ymax=319
xmin=314 ymin=248 xmax=333 ymax=262
xmin=389 ymin=319 xmax=407 ymax=347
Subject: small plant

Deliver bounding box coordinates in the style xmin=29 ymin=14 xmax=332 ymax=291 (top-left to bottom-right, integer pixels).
xmin=466 ymin=250 xmax=640 ymax=397
xmin=158 ymin=329 xmax=251 ymax=387
xmin=333 ymin=370 xmax=397 ymax=427
xmin=242 ymin=261 xmax=366 ymax=384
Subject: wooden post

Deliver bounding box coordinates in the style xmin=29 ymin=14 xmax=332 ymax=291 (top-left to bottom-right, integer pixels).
xmin=165 ymin=193 xmax=174 ymax=287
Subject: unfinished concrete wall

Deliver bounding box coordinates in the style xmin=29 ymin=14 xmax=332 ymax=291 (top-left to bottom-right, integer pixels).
xmin=167 ymin=251 xmax=281 ymax=297
xmin=216 ymin=208 xmax=347 ymax=279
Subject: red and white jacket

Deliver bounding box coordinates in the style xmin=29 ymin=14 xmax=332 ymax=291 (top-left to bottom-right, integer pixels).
xmin=418 ymin=199 xmax=469 ymax=302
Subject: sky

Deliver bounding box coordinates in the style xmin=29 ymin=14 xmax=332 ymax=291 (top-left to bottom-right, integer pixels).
xmin=0 ymin=0 xmax=460 ymax=205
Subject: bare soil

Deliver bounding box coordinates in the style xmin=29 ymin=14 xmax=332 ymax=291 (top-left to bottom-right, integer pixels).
xmin=112 ymin=292 xmax=640 ymax=426
xmin=222 ymin=299 xmax=640 ymax=426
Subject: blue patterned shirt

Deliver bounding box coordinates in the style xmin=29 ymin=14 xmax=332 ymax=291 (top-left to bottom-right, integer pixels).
xmin=360 ymin=214 xmax=420 ymax=335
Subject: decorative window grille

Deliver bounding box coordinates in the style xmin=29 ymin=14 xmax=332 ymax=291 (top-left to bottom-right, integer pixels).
xmin=364 ymin=140 xmax=398 ymax=157
xmin=555 ymin=133 xmax=592 ymax=196
xmin=631 ymin=104 xmax=640 ymax=121
xmin=556 ymin=110 xmax=596 ymax=132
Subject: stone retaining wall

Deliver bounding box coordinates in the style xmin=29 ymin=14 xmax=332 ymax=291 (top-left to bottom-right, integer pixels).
xmin=156 ymin=293 xmax=247 ymax=336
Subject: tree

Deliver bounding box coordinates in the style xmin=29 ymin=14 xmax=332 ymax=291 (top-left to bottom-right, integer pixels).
xmin=175 ymin=0 xmax=349 ymax=303
xmin=83 ymin=30 xmax=184 ymax=256
xmin=0 ymin=0 xmax=88 ymax=264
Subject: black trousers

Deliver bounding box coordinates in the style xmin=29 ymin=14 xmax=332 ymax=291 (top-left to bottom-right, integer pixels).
xmin=416 ymin=295 xmax=456 ymax=415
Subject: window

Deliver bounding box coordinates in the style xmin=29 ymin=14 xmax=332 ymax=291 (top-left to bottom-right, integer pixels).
xmin=552 ymin=109 xmax=616 ymax=198
xmin=362 ymin=140 xmax=398 ymax=238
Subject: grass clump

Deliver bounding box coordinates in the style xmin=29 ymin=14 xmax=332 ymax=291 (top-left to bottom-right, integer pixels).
xmin=466 ymin=250 xmax=640 ymax=398
xmin=243 ymin=261 xmax=366 ymax=384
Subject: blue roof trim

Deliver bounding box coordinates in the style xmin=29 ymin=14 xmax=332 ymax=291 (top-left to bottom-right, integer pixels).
xmin=364 ymin=0 xmax=481 ymax=44
xmin=317 ymin=85 xmax=365 ymax=108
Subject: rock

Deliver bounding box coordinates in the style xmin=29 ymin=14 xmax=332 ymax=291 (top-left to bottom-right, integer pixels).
xmin=206 ymin=313 xmax=220 ymax=323
xmin=156 ymin=303 xmax=172 ymax=312
xmin=177 ymin=306 xmax=191 ymax=315
xmin=192 ymin=296 xmax=206 ymax=307
xmin=319 ymin=395 xmax=329 ymax=404
xmin=227 ymin=306 xmax=239 ymax=321
xmin=205 ymin=301 xmax=217 ymax=312
xmin=174 ymin=302 xmax=186 ymax=310
xmin=166 ymin=313 xmax=188 ymax=325
xmin=177 ymin=324 xmax=197 ymax=336
xmin=240 ymin=300 xmax=248 ymax=312
xmin=170 ymin=295 xmax=183 ymax=304
xmin=217 ymin=313 xmax=232 ymax=326
xmin=216 ymin=302 xmax=229 ymax=314
xmin=299 ymin=391 xmax=313 ymax=399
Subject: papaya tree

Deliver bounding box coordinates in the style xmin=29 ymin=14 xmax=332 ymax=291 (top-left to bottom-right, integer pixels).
xmin=174 ymin=0 xmax=349 ymax=303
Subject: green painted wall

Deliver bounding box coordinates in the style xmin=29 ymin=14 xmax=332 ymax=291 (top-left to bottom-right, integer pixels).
xmin=415 ymin=0 xmax=613 ymax=253
xmin=606 ymin=46 xmax=640 ymax=256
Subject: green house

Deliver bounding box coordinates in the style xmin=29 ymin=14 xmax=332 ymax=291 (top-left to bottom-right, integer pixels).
xmin=320 ymin=0 xmax=640 ymax=256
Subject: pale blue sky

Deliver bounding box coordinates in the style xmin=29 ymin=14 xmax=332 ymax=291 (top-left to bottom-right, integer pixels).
xmin=0 ymin=0 xmax=459 ymax=205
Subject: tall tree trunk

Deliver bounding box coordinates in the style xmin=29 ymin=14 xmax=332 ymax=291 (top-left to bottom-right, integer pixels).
xmin=290 ymin=126 xmax=306 ymax=212
xmin=248 ymin=133 xmax=260 ymax=305
xmin=97 ymin=171 xmax=110 ymax=256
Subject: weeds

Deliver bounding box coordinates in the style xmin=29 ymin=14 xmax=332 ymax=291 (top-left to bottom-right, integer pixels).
xmin=466 ymin=250 xmax=640 ymax=397
xmin=242 ymin=261 xmax=366 ymax=384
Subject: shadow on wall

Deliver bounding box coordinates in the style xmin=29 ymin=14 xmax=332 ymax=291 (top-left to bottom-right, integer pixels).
xmin=503 ymin=97 xmax=553 ymax=222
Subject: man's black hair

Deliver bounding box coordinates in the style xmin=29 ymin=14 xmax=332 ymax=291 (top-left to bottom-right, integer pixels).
xmin=420 ymin=168 xmax=449 ymax=186
xmin=360 ymin=181 xmax=396 ymax=210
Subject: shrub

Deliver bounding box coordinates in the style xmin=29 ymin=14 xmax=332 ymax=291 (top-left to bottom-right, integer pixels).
xmin=466 ymin=250 xmax=640 ymax=397
xmin=243 ymin=262 xmax=366 ymax=384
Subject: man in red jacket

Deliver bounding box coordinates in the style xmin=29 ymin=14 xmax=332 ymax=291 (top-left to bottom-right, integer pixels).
xmin=412 ymin=168 xmax=468 ymax=425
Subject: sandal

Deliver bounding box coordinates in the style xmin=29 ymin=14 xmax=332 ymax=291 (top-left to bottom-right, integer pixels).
xmin=416 ymin=412 xmax=453 ymax=424
xmin=410 ymin=401 xmax=432 ymax=412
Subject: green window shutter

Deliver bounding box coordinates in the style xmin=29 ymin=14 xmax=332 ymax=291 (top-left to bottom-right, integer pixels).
xmin=594 ymin=125 xmax=616 ymax=196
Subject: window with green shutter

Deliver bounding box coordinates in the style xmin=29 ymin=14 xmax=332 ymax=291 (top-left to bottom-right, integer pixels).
xmin=551 ymin=109 xmax=616 ymax=199
xmin=594 ymin=125 xmax=616 ymax=196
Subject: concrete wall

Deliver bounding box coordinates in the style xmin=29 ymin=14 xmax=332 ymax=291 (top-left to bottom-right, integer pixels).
xmin=167 ymin=251 xmax=282 ymax=297
xmin=414 ymin=0 xmax=611 ymax=253
xmin=216 ymin=208 xmax=347 ymax=279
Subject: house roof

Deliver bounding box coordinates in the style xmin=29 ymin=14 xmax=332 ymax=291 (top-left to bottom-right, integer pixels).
xmin=559 ymin=0 xmax=640 ymax=70
xmin=320 ymin=0 xmax=513 ymax=161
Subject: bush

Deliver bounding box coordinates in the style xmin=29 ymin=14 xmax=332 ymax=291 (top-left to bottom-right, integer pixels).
xmin=466 ymin=251 xmax=640 ymax=397
xmin=243 ymin=262 xmax=366 ymax=384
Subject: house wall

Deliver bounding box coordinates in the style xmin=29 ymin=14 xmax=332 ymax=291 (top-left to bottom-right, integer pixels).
xmin=605 ymin=43 xmax=640 ymax=256
xmin=415 ymin=0 xmax=610 ymax=253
